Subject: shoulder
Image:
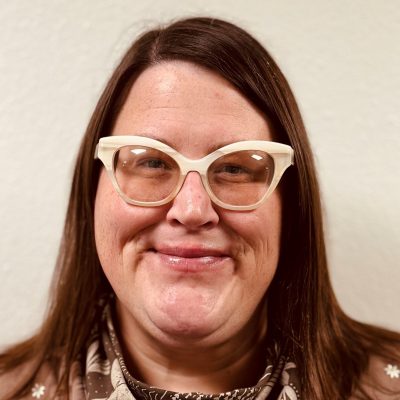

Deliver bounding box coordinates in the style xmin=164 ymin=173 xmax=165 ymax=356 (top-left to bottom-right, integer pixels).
xmin=0 ymin=359 xmax=58 ymax=399
xmin=350 ymin=354 xmax=400 ymax=399
xmin=0 ymin=354 xmax=86 ymax=399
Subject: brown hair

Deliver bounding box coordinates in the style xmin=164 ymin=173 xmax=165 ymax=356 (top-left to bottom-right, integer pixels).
xmin=1 ymin=17 xmax=399 ymax=399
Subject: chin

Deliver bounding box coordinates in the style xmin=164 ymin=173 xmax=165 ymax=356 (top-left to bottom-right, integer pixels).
xmin=154 ymin=319 xmax=216 ymax=341
xmin=142 ymin=281 xmax=225 ymax=336
xmin=148 ymin=302 xmax=225 ymax=343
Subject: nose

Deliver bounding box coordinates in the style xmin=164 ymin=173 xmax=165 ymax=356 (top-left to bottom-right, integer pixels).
xmin=166 ymin=172 xmax=219 ymax=229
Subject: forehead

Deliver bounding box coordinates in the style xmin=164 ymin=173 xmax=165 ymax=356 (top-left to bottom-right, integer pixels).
xmin=112 ymin=61 xmax=274 ymax=155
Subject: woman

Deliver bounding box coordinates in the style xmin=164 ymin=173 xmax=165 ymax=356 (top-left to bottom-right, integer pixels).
xmin=1 ymin=17 xmax=399 ymax=400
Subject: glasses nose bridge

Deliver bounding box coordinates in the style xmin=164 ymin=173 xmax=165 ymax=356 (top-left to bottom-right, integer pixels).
xmin=179 ymin=157 xmax=208 ymax=176
xmin=176 ymin=157 xmax=211 ymax=195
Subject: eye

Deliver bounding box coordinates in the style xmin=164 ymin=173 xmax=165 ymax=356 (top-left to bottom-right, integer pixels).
xmin=218 ymin=165 xmax=249 ymax=175
xmin=139 ymin=158 xmax=170 ymax=170
xmin=211 ymin=163 xmax=254 ymax=184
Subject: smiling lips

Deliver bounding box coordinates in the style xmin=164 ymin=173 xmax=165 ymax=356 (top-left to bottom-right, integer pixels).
xmin=149 ymin=246 xmax=230 ymax=272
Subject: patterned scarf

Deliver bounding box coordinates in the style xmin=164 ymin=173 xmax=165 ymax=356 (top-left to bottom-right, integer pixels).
xmin=83 ymin=304 xmax=301 ymax=400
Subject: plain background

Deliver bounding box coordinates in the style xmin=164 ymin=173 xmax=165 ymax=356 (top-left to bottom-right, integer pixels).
xmin=0 ymin=0 xmax=399 ymax=347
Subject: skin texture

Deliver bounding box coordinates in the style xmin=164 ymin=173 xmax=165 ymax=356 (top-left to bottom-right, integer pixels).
xmin=94 ymin=61 xmax=283 ymax=392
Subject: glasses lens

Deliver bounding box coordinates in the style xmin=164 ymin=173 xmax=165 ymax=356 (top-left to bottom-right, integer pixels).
xmin=208 ymin=150 xmax=274 ymax=206
xmin=114 ymin=146 xmax=180 ymax=202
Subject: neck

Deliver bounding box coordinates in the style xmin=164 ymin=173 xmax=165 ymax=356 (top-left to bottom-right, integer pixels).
xmin=115 ymin=303 xmax=268 ymax=393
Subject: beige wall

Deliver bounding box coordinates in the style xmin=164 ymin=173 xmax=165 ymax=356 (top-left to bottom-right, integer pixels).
xmin=0 ymin=0 xmax=399 ymax=346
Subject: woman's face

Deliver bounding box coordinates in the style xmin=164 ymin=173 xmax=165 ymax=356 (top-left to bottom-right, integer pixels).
xmin=94 ymin=61 xmax=282 ymax=347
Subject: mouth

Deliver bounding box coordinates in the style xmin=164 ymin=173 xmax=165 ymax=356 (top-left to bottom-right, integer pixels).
xmin=147 ymin=246 xmax=231 ymax=272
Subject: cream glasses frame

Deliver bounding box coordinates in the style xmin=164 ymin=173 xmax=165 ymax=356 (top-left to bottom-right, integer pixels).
xmin=95 ymin=136 xmax=294 ymax=211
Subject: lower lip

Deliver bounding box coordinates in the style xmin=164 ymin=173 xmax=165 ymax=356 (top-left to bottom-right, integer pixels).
xmin=150 ymin=251 xmax=229 ymax=273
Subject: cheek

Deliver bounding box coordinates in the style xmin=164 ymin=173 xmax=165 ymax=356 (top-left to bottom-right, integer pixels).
xmin=223 ymin=193 xmax=282 ymax=286
xmin=94 ymin=171 xmax=129 ymax=265
xmin=94 ymin=169 xmax=165 ymax=274
xmin=242 ymin=193 xmax=282 ymax=255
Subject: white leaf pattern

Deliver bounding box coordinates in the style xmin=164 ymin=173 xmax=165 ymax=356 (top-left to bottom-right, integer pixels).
xmin=108 ymin=385 xmax=136 ymax=400
xmin=111 ymin=358 xmax=127 ymax=389
xmin=86 ymin=340 xmax=111 ymax=375
xmin=107 ymin=359 xmax=136 ymax=399
xmin=279 ymin=386 xmax=298 ymax=400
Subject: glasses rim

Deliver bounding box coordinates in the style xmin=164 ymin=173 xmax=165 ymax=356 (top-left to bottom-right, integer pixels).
xmin=94 ymin=135 xmax=294 ymax=211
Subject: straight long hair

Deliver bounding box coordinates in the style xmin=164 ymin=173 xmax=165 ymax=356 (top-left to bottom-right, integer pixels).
xmin=1 ymin=17 xmax=399 ymax=399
